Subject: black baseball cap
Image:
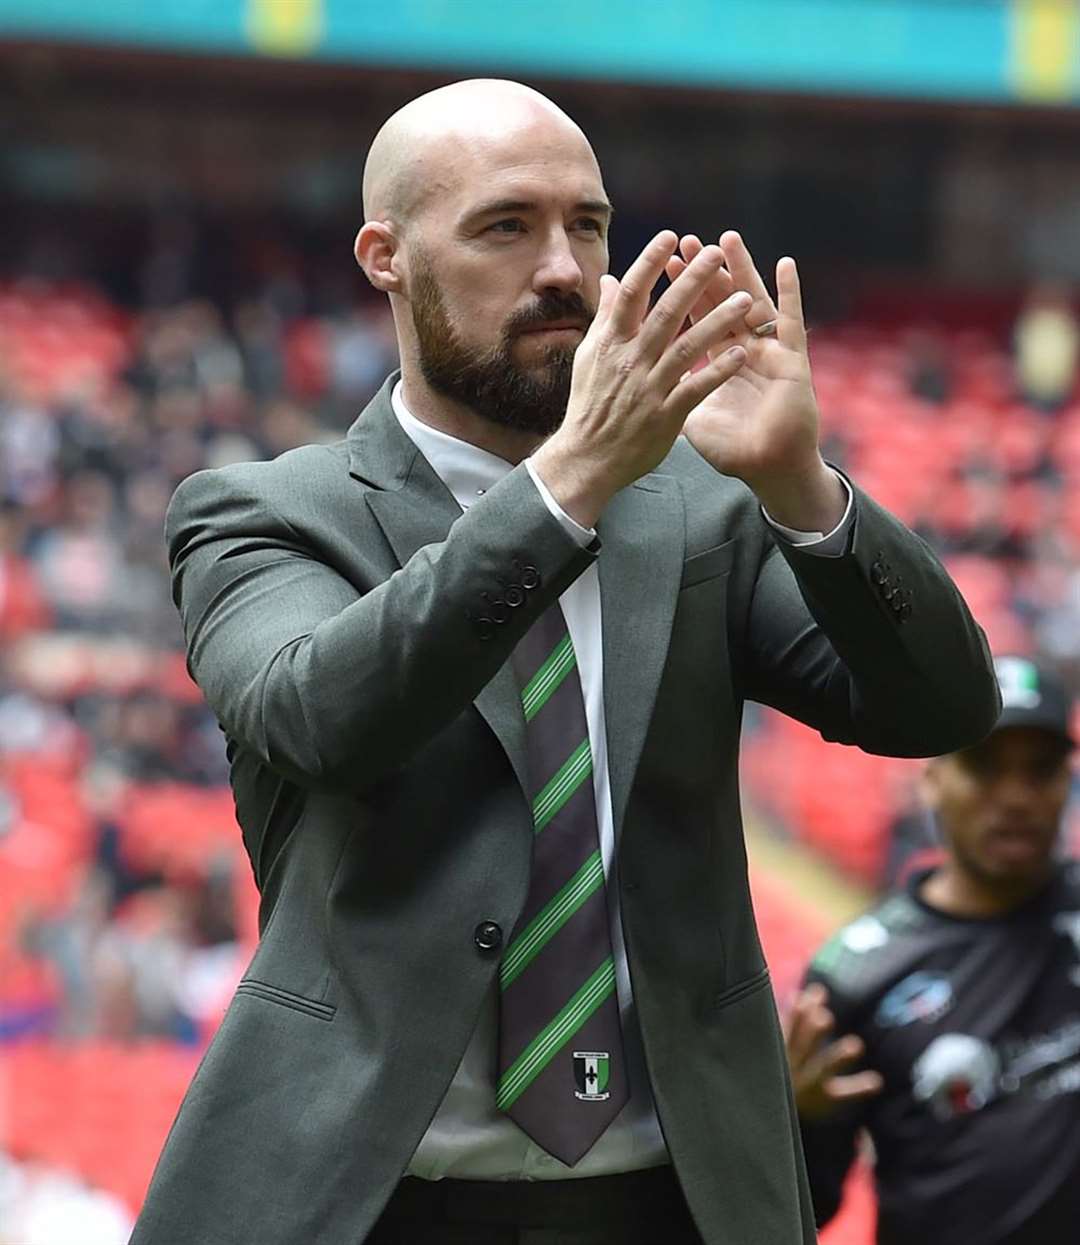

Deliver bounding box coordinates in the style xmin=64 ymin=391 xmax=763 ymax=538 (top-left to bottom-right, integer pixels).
xmin=992 ymin=655 xmax=1075 ymax=747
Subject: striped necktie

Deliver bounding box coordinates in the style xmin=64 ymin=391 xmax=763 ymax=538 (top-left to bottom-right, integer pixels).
xmin=496 ymin=601 xmax=629 ymax=1166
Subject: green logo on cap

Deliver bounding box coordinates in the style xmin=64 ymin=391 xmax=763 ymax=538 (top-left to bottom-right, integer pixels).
xmin=995 ymin=656 xmax=1041 ymax=710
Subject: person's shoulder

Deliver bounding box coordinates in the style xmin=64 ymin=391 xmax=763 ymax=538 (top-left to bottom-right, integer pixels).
xmin=166 ymin=439 xmax=350 ymax=538
xmin=808 ymin=889 xmax=928 ymax=998
xmin=259 ymin=437 xmax=351 ymax=499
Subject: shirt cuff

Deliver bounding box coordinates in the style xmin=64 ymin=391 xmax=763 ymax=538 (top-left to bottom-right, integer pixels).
xmin=762 ymin=470 xmax=854 ymax=557
xmin=524 ymin=458 xmax=596 ymax=549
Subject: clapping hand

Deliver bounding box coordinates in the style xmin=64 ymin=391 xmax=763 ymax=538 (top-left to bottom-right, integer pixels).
xmin=533 ymin=231 xmax=754 ymax=528
xmin=665 ymin=232 xmax=845 ymax=533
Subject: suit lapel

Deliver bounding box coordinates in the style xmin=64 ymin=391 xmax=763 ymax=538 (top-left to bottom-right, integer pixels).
xmin=599 ymin=475 xmax=685 ymax=839
xmin=347 ymin=380 xmax=530 ymax=796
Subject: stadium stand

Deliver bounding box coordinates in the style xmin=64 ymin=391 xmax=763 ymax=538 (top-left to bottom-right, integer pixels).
xmin=1 ymin=266 xmax=1078 ymax=1242
xmin=3 ymin=6 xmax=1080 ymax=1238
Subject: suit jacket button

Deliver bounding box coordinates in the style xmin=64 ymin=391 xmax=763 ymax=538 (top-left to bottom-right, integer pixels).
xmin=871 ymin=562 xmax=888 ymax=586
xmin=474 ymin=617 xmax=495 ymax=640
xmin=520 ymin=565 xmax=541 ymax=590
xmin=505 ymin=585 xmax=525 ymax=608
xmin=484 ymin=596 xmax=509 ymax=623
xmin=474 ymin=921 xmax=503 ymax=952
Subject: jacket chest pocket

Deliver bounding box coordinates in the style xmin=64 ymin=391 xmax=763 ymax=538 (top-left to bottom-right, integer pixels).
xmin=680 ymin=540 xmax=735 ymax=590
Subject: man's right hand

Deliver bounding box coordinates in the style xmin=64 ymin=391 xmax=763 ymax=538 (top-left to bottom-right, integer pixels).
xmin=531 ymin=230 xmax=753 ymax=527
xmin=785 ymin=984 xmax=884 ymax=1123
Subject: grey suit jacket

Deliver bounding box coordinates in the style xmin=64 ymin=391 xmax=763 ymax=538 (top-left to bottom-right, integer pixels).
xmin=131 ymin=376 xmax=999 ymax=1245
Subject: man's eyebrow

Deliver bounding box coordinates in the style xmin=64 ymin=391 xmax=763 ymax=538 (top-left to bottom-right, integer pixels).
xmin=578 ymin=199 xmax=615 ymax=219
xmin=462 ymin=197 xmax=615 ymax=222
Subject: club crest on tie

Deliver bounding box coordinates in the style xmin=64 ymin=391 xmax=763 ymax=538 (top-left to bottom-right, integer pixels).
xmin=573 ymin=1051 xmax=611 ymax=1101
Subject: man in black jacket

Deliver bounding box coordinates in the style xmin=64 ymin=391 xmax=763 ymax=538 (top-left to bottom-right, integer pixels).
xmin=788 ymin=655 xmax=1079 ymax=1245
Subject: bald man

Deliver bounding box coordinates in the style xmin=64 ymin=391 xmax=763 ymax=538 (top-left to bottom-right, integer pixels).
xmin=132 ymin=80 xmax=998 ymax=1245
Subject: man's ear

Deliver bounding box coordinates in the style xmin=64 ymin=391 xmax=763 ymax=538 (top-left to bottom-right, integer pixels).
xmin=355 ymin=221 xmax=402 ymax=294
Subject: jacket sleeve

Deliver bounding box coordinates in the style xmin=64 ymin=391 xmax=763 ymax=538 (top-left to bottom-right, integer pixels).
xmin=741 ymin=478 xmax=1000 ymax=756
xmin=166 ymin=460 xmax=593 ymax=792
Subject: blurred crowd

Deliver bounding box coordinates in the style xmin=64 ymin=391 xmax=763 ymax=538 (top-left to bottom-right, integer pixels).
xmin=0 ymin=241 xmax=398 ymax=1047
xmin=1 ymin=221 xmax=1080 ymax=1050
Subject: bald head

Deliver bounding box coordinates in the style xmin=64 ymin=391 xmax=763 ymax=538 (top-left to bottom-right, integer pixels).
xmin=355 ymin=78 xmax=610 ymax=446
xmin=362 ymin=79 xmax=599 ymax=227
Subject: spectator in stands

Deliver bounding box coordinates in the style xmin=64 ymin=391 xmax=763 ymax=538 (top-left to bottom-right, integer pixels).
xmin=1036 ymin=562 xmax=1080 ymax=694
xmin=30 ymin=469 xmax=125 ymax=633
xmin=904 ymin=329 xmax=952 ymax=405
xmin=0 ymin=501 xmax=49 ymax=639
xmin=1014 ymin=282 xmax=1079 ymax=412
xmin=324 ymin=303 xmax=399 ymax=416
xmin=787 ymin=654 xmax=1078 ymax=1245
xmin=234 ymin=299 xmax=286 ymax=399
xmin=21 ymin=849 xmax=240 ymax=1044
xmin=0 ymin=380 xmax=59 ymax=508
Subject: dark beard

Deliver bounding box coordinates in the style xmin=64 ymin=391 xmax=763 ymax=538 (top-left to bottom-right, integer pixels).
xmin=409 ymin=255 xmax=593 ymax=437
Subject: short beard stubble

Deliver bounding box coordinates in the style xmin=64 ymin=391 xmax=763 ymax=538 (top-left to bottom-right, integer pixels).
xmin=409 ymin=251 xmax=593 ymax=438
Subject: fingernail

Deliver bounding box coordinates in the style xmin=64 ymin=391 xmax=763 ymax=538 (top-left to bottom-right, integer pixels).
xmin=731 ymin=291 xmax=751 ymax=307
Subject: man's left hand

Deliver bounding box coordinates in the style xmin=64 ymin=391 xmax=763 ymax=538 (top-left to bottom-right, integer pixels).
xmin=665 ymin=231 xmax=845 ymax=533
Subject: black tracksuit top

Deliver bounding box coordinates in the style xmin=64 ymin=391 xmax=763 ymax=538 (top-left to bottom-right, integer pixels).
xmin=801 ymin=861 xmax=1080 ymax=1245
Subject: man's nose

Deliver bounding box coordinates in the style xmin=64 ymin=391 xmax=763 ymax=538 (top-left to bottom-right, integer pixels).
xmin=533 ymin=229 xmax=584 ymax=293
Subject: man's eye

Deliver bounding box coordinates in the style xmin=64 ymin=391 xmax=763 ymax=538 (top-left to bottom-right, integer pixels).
xmin=574 ymin=218 xmax=603 ymax=233
xmin=1031 ymin=757 xmax=1066 ymax=782
xmin=489 ymin=219 xmax=524 ymax=234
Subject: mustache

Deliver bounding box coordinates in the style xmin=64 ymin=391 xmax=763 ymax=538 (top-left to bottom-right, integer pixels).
xmin=506 ymin=291 xmax=595 ymax=337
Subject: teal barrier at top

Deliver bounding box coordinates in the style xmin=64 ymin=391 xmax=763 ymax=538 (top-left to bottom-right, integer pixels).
xmin=0 ymin=0 xmax=1077 ymax=105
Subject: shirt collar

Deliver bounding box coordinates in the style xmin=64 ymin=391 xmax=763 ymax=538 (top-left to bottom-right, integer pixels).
xmin=391 ymin=380 xmax=513 ymax=512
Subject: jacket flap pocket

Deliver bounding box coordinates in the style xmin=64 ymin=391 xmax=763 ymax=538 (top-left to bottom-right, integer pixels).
xmin=708 ymin=965 xmax=771 ymax=1016
xmin=681 ymin=541 xmax=735 ymax=589
xmin=236 ymin=979 xmax=336 ymax=1021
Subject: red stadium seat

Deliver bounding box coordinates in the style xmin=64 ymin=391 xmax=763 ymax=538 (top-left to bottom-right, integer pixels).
xmin=1 ymin=1040 xmax=200 ymax=1211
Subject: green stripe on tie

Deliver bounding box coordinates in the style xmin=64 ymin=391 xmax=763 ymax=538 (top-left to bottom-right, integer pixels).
xmin=496 ymin=957 xmax=616 ymax=1111
xmin=499 ymin=851 xmax=605 ymax=990
xmin=521 ymin=634 xmax=576 ymax=722
xmin=532 ymin=739 xmax=592 ymax=834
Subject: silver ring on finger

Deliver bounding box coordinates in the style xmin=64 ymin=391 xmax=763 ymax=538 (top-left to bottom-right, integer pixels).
xmin=751 ymin=319 xmax=778 ymax=338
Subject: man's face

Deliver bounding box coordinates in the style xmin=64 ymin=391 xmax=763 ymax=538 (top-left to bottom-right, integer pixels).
xmin=925 ymin=727 xmax=1072 ymax=888
xmin=401 ymin=123 xmax=610 ymax=435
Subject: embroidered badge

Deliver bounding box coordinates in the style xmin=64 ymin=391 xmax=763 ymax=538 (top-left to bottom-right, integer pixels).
xmin=573 ymin=1050 xmax=611 ymax=1101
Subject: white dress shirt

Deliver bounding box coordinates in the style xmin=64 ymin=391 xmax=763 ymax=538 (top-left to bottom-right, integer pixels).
xmin=392 ymin=382 xmax=853 ymax=1181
